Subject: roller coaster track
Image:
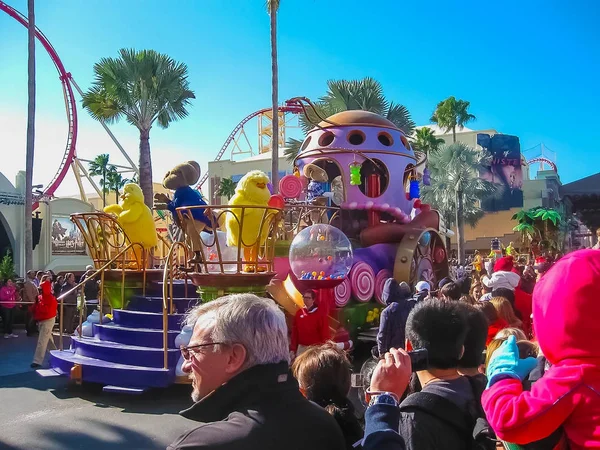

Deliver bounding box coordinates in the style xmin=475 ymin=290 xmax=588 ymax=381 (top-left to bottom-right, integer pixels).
xmin=1 ymin=1 xmax=78 ymax=209
xmin=195 ymin=105 xmax=302 ymax=190
xmin=526 ymin=157 xmax=557 ymax=172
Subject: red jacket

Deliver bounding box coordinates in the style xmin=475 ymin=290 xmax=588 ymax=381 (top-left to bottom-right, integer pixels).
xmin=487 ymin=318 xmax=509 ymax=345
xmin=290 ymin=306 xmax=330 ymax=352
xmin=514 ymin=286 xmax=532 ymax=337
xmin=482 ymin=250 xmax=600 ymax=449
xmin=34 ymin=280 xmax=57 ymax=321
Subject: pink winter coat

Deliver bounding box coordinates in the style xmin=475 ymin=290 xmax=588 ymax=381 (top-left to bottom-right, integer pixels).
xmin=482 ymin=250 xmax=600 ymax=449
xmin=0 ymin=285 xmax=17 ymax=309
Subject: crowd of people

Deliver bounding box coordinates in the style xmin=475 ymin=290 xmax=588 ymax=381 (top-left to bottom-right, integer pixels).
xmin=0 ymin=265 xmax=101 ymax=368
xmin=170 ymin=248 xmax=600 ymax=450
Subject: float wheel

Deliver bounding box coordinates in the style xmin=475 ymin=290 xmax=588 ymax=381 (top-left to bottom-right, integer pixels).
xmin=393 ymin=228 xmax=449 ymax=288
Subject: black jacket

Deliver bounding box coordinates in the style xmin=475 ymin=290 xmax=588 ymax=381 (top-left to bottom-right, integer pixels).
xmin=377 ymin=280 xmax=415 ymax=356
xmin=168 ymin=362 xmax=346 ymax=450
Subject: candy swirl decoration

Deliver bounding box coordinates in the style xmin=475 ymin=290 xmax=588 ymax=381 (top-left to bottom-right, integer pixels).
xmin=350 ymin=261 xmax=375 ymax=303
xmin=374 ymin=269 xmax=392 ymax=305
xmin=279 ymin=174 xmax=303 ymax=199
xmin=334 ymin=278 xmax=352 ymax=307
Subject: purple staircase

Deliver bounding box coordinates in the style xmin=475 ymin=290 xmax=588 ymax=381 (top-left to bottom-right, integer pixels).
xmin=45 ymin=288 xmax=199 ymax=393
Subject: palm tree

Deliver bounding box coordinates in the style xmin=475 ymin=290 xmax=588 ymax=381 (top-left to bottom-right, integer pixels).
xmin=216 ymin=177 xmax=237 ymax=200
xmin=24 ymin=0 xmax=36 ymax=272
xmin=285 ymin=77 xmax=415 ymax=162
xmin=411 ymin=127 xmax=445 ymax=158
xmin=422 ymin=142 xmax=497 ymax=263
xmin=88 ymin=154 xmax=111 ymax=207
xmin=82 ymin=49 xmax=195 ymax=208
xmin=106 ymin=166 xmax=127 ymax=203
xmin=267 ymin=0 xmax=281 ymax=193
xmin=430 ymin=96 xmax=476 ymax=143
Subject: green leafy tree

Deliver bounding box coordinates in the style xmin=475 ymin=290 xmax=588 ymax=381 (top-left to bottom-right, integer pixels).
xmin=88 ymin=154 xmax=111 ymax=207
xmin=106 ymin=166 xmax=127 ymax=203
xmin=430 ymin=96 xmax=476 ymax=143
xmin=285 ymin=77 xmax=415 ymax=162
xmin=0 ymin=251 xmax=16 ymax=282
xmin=82 ymin=49 xmax=195 ymax=208
xmin=216 ymin=177 xmax=237 ymax=200
xmin=411 ymin=127 xmax=445 ymax=158
xmin=422 ymin=142 xmax=497 ymax=263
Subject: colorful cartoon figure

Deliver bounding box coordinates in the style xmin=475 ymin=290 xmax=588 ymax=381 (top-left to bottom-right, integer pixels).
xmin=104 ymin=183 xmax=158 ymax=252
xmin=154 ymin=161 xmax=213 ymax=265
xmin=226 ymin=170 xmax=273 ymax=272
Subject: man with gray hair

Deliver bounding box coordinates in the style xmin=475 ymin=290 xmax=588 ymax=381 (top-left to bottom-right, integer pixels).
xmin=168 ymin=293 xmax=345 ymax=450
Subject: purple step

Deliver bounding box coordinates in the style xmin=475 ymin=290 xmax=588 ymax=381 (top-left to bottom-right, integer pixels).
xmin=49 ymin=350 xmax=174 ymax=388
xmin=71 ymin=336 xmax=181 ymax=368
xmin=128 ymin=295 xmax=199 ymax=314
xmin=149 ymin=280 xmax=195 ymax=298
xmin=93 ymin=323 xmax=180 ymax=348
xmin=113 ymin=309 xmax=184 ymax=331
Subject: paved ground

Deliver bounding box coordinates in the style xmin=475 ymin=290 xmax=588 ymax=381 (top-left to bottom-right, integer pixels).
xmin=0 ymin=327 xmax=371 ymax=450
xmin=0 ymin=327 xmax=193 ymax=450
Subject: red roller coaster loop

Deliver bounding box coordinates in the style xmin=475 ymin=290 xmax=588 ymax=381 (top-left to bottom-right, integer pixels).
xmin=0 ymin=0 xmax=78 ymax=209
xmin=526 ymin=157 xmax=557 ymax=172
xmin=196 ymin=105 xmax=302 ymax=190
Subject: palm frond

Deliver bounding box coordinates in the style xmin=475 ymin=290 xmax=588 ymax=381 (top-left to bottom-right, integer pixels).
xmin=386 ymin=102 xmax=415 ymax=135
xmin=284 ymin=137 xmax=303 ymax=163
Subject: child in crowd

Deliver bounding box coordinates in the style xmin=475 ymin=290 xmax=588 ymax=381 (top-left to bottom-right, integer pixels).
xmin=292 ymin=343 xmax=363 ymax=450
xmin=483 ymin=250 xmax=600 ymax=449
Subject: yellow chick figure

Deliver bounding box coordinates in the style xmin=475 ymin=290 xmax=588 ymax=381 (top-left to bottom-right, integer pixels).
xmin=225 ymin=170 xmax=273 ymax=271
xmin=104 ymin=183 xmax=158 ymax=251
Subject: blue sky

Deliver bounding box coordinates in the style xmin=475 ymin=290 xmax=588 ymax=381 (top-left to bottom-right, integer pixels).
xmin=1 ymin=0 xmax=599 ymax=196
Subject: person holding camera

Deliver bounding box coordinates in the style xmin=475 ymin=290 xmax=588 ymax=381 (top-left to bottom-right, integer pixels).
xmin=362 ymin=299 xmax=491 ymax=450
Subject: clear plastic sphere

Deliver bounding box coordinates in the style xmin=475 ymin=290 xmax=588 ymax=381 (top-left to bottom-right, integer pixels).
xmin=289 ymin=225 xmax=354 ymax=281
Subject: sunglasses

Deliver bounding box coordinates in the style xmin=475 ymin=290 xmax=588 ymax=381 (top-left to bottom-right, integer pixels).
xmin=180 ymin=342 xmax=228 ymax=361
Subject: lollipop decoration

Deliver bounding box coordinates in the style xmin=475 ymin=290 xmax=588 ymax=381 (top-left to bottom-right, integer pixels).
xmin=349 ymin=261 xmax=375 ymax=302
xmin=334 ymin=278 xmax=352 ymax=307
xmin=374 ymin=269 xmax=392 ymax=306
xmin=279 ymin=174 xmax=303 ymax=199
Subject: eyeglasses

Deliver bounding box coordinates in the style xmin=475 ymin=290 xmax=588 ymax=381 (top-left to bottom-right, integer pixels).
xmin=180 ymin=342 xmax=228 ymax=361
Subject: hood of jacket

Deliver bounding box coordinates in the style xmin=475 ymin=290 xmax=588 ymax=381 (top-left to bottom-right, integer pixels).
xmin=482 ymin=271 xmax=521 ymax=291
xmin=382 ymin=279 xmax=412 ymax=305
xmin=533 ymin=249 xmax=600 ymax=364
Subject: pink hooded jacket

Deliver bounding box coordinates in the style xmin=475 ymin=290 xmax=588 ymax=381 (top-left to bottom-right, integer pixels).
xmin=482 ymin=250 xmax=600 ymax=449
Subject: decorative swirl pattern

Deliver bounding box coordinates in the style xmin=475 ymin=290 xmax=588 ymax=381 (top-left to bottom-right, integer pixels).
xmin=334 ymin=277 xmax=351 ymax=307
xmin=279 ymin=175 xmax=303 ymax=199
xmin=350 ymin=261 xmax=375 ymax=303
xmin=374 ymin=269 xmax=392 ymax=305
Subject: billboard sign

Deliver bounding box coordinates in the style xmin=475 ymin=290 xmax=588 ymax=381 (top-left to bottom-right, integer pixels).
xmin=477 ymin=133 xmax=524 ymax=212
xmin=51 ymin=216 xmax=87 ymax=255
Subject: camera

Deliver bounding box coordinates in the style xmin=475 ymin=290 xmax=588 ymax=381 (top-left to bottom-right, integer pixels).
xmin=351 ymin=347 xmax=428 ymax=406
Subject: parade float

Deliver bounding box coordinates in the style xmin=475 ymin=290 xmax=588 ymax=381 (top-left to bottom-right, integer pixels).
xmin=40 ymin=104 xmax=449 ymax=392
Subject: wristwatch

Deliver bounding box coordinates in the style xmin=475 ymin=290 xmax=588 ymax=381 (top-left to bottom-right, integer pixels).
xmin=367 ymin=391 xmax=399 ymax=408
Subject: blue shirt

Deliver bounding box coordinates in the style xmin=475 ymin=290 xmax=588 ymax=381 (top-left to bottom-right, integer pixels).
xmin=168 ymin=186 xmax=211 ymax=226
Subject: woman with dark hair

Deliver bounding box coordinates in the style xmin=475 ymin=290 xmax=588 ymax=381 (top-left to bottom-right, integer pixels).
xmin=292 ymin=343 xmax=363 ymax=449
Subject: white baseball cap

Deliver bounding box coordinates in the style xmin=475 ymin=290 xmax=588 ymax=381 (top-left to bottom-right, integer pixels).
xmin=415 ymin=281 xmax=431 ymax=293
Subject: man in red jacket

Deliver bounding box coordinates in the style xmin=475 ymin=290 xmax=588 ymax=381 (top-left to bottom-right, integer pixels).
xmin=290 ymin=290 xmax=330 ymax=359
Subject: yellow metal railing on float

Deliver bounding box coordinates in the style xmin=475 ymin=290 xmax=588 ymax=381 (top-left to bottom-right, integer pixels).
xmin=173 ymin=205 xmax=282 ymax=274
xmin=55 ymin=242 xmax=148 ymax=351
xmin=280 ymin=204 xmax=343 ymax=239
xmin=71 ymin=212 xmax=168 ymax=269
xmin=162 ymin=241 xmax=190 ymax=369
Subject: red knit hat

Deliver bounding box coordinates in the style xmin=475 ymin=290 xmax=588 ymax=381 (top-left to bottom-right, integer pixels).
xmin=494 ymin=256 xmax=514 ymax=272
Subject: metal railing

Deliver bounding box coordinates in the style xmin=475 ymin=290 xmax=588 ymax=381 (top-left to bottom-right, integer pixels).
xmin=174 ymin=205 xmax=282 ymax=274
xmin=54 ymin=242 xmax=148 ymax=350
